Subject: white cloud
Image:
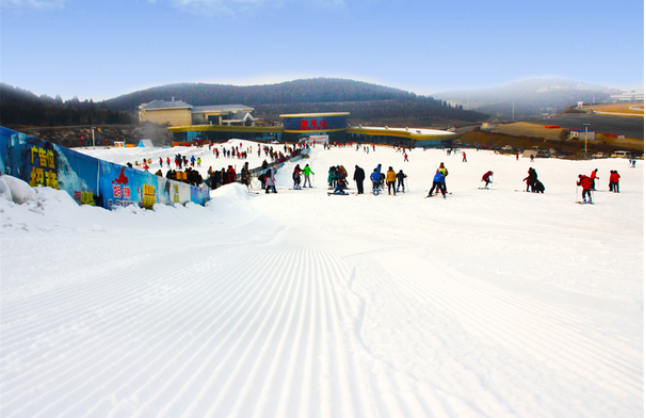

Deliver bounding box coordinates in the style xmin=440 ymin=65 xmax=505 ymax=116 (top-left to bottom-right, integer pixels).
xmin=1 ymin=0 xmax=67 ymax=10
xmin=164 ymin=0 xmax=344 ymax=17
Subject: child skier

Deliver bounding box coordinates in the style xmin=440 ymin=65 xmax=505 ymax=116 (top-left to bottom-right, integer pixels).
xmin=481 ymin=171 xmax=493 ymax=189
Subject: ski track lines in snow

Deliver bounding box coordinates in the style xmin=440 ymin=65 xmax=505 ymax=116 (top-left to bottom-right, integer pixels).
xmin=2 ymin=241 xmax=437 ymax=418
xmin=352 ymin=254 xmax=642 ymax=417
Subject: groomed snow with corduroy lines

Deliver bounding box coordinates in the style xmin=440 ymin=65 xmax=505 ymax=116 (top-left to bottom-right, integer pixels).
xmin=1 ymin=140 xmax=643 ymax=418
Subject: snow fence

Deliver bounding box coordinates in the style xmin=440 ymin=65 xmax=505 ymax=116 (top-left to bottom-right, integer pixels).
xmin=0 ymin=126 xmax=210 ymax=209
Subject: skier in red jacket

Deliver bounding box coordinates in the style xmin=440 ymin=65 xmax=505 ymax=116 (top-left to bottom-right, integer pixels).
xmin=481 ymin=171 xmax=493 ymax=189
xmin=590 ymin=169 xmax=599 ymax=190
xmin=577 ymin=175 xmax=594 ymax=204
xmin=609 ymin=170 xmax=621 ymax=193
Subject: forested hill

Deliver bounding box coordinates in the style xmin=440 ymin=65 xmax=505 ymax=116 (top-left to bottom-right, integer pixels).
xmin=1 ymin=79 xmax=488 ymax=128
xmin=101 ymin=78 xmax=487 ymax=127
xmin=102 ymin=79 xmax=413 ymax=109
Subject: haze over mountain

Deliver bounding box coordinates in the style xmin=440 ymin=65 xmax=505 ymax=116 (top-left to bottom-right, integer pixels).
xmin=93 ymin=78 xmax=488 ymax=127
xmin=433 ymin=78 xmax=623 ymax=121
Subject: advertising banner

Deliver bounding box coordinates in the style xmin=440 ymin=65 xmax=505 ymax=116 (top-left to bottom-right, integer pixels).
xmin=0 ymin=126 xmax=210 ymax=209
xmin=0 ymin=126 xmax=99 ymax=205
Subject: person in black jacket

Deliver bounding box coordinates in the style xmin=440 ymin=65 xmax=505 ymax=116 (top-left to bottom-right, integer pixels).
xmin=353 ymin=165 xmax=366 ymax=194
xmin=396 ymin=169 xmax=407 ymax=192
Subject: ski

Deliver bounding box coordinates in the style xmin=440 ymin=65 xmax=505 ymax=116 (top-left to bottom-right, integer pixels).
xmin=575 ymin=201 xmax=594 ymax=205
xmin=328 ymin=192 xmax=349 ymax=196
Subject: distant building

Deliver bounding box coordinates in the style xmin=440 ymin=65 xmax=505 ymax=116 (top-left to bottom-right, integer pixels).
xmin=570 ymin=129 xmax=596 ymax=141
xmin=139 ymin=100 xmax=255 ymax=128
xmin=191 ymin=104 xmax=255 ymax=126
xmin=169 ymin=111 xmax=455 ymax=148
xmin=610 ymin=92 xmax=644 ymax=102
xmin=139 ymin=99 xmax=193 ymax=127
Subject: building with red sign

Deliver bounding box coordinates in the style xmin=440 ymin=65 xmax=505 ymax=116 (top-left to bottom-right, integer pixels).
xmin=168 ymin=112 xmax=454 ymax=148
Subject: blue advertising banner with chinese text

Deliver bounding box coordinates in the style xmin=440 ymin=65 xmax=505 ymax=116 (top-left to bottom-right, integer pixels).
xmin=0 ymin=126 xmax=209 ymax=208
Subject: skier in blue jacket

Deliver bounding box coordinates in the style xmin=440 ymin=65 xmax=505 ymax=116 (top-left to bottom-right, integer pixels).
xmin=370 ymin=169 xmax=382 ymax=194
xmin=427 ymin=171 xmax=446 ymax=198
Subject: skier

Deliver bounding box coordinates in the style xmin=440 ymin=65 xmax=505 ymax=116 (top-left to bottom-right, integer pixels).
xmin=327 ymin=166 xmax=337 ymax=189
xmin=396 ymin=169 xmax=407 ymax=193
xmin=427 ymin=171 xmax=446 ymax=198
xmin=590 ymin=169 xmax=599 ymax=190
xmin=332 ymin=177 xmax=349 ymax=194
xmin=481 ymin=171 xmax=493 ymax=189
xmin=462 ymin=152 xmax=467 ymax=162
xmin=404 ymin=152 xmax=409 ymax=162
xmin=435 ymin=162 xmax=449 ymax=194
xmin=226 ymin=165 xmax=236 ymax=184
xmin=353 ymin=165 xmax=366 ymax=194
xmin=609 ymin=170 xmax=621 ymax=192
xmin=265 ymin=165 xmax=277 ymax=193
xmin=370 ymin=169 xmax=381 ymax=194
xmin=292 ymin=165 xmax=302 ymax=190
xmin=241 ymin=162 xmax=251 ymax=188
xmin=577 ymin=174 xmax=593 ymax=204
xmin=523 ymin=168 xmax=538 ymax=192
xmin=303 ymin=164 xmax=314 ymax=188
xmin=386 ymin=166 xmax=397 ymax=196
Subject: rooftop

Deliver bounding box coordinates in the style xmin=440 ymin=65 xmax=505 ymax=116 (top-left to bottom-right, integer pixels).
xmin=139 ymin=100 xmax=193 ymax=110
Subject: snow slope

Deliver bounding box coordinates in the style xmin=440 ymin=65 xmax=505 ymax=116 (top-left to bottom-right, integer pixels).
xmin=1 ymin=143 xmax=643 ymax=418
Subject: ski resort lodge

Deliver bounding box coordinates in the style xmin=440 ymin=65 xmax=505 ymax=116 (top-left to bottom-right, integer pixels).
xmin=139 ymin=99 xmax=455 ymax=148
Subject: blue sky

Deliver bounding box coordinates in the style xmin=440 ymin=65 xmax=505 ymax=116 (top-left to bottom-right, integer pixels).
xmin=1 ymin=0 xmax=643 ymax=101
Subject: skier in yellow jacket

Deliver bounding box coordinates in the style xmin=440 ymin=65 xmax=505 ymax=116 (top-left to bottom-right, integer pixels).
xmin=386 ymin=166 xmax=397 ymax=196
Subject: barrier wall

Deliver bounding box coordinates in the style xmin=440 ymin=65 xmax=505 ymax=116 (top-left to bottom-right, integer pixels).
xmin=0 ymin=126 xmax=209 ymax=208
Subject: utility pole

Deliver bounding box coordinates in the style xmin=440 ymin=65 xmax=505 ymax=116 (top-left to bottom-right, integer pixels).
xmin=91 ymin=127 xmax=96 ymax=150
xmin=583 ymin=123 xmax=590 ymax=158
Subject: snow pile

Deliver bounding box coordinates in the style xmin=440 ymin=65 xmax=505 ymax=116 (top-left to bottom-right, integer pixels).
xmin=1 ymin=144 xmax=643 ymax=418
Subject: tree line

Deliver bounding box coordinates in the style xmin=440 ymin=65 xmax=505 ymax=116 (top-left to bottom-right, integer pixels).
xmin=0 ymin=83 xmax=135 ymax=128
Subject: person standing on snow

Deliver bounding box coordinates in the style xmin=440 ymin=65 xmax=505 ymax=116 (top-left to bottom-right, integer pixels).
xmin=590 ymin=169 xmax=599 ymax=190
xmin=428 ymin=171 xmax=446 ymax=198
xmin=577 ymin=174 xmax=593 ymax=204
xmin=370 ymin=169 xmax=381 ymax=194
xmin=353 ymin=165 xmax=365 ymax=194
xmin=523 ymin=167 xmax=538 ymax=192
xmin=609 ymin=170 xmax=621 ymax=192
xmin=481 ymin=171 xmax=493 ymax=189
xmin=396 ymin=169 xmax=407 ymax=193
xmin=226 ymin=165 xmax=236 ymax=184
xmin=240 ymin=162 xmax=251 ymax=188
xmin=386 ymin=166 xmax=397 ymax=195
xmin=265 ymin=165 xmax=277 ymax=193
xmin=303 ymin=164 xmax=314 ymax=188
xmin=327 ymin=166 xmax=337 ymax=189
xmin=292 ymin=164 xmax=302 ymax=190
xmin=462 ymin=152 xmax=467 ymax=162
xmin=436 ymin=162 xmax=449 ymax=193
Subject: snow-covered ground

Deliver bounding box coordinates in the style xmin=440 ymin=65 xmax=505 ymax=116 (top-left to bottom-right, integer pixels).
xmin=1 ymin=141 xmax=643 ymax=418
